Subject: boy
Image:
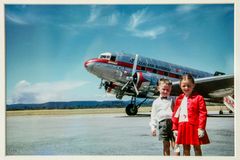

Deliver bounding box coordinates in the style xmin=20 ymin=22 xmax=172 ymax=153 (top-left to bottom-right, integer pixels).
xmin=149 ymin=78 xmax=179 ymax=156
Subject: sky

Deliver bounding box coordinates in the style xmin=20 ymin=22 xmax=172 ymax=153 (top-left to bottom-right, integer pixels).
xmin=5 ymin=4 xmax=234 ymax=104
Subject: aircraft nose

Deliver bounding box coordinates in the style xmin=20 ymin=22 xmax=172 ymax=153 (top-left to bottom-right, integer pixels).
xmin=84 ymin=59 xmax=94 ymax=72
xmin=84 ymin=60 xmax=89 ymax=68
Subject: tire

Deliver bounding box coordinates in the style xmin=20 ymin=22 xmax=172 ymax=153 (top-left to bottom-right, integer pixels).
xmin=125 ymin=104 xmax=138 ymax=115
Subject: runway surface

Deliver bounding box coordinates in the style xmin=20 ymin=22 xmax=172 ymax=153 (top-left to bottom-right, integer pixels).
xmin=6 ymin=111 xmax=234 ymax=156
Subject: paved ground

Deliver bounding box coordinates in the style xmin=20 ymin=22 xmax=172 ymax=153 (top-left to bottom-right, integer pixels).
xmin=6 ymin=111 xmax=234 ymax=156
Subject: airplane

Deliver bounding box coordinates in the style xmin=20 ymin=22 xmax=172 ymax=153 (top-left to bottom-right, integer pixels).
xmin=84 ymin=52 xmax=234 ymax=115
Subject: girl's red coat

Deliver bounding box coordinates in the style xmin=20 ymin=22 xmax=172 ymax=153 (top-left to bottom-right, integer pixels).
xmin=172 ymin=92 xmax=207 ymax=130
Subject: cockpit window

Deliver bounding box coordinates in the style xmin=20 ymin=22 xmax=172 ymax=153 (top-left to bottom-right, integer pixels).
xmin=100 ymin=55 xmax=110 ymax=59
xmin=100 ymin=55 xmax=107 ymax=59
xmin=99 ymin=52 xmax=113 ymax=60
xmin=110 ymin=56 xmax=116 ymax=61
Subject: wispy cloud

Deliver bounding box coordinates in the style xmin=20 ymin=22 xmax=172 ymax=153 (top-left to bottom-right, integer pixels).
xmin=9 ymin=80 xmax=89 ymax=104
xmin=87 ymin=5 xmax=102 ymax=23
xmin=128 ymin=9 xmax=149 ymax=29
xmin=6 ymin=14 xmax=28 ymax=25
xmin=95 ymin=93 xmax=116 ymax=101
xmin=108 ymin=13 xmax=119 ymax=26
xmin=87 ymin=6 xmax=119 ymax=27
xmin=6 ymin=8 xmax=55 ymax=26
xmin=131 ymin=26 xmax=167 ymax=39
xmin=126 ymin=8 xmax=167 ymax=39
xmin=94 ymin=92 xmax=130 ymax=101
xmin=176 ymin=5 xmax=199 ymax=14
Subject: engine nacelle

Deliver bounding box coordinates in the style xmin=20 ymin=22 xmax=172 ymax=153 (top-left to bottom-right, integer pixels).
xmin=103 ymin=81 xmax=117 ymax=93
xmin=133 ymin=72 xmax=158 ymax=92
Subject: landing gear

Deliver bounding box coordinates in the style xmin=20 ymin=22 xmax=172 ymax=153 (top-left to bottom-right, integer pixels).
xmin=125 ymin=104 xmax=138 ymax=115
xmin=218 ymin=110 xmax=233 ymax=114
xmin=219 ymin=110 xmax=223 ymax=115
xmin=125 ymin=97 xmax=148 ymax=116
xmin=116 ymin=90 xmax=124 ymax=99
xmin=219 ymin=106 xmax=223 ymax=115
xmin=218 ymin=107 xmax=234 ymax=114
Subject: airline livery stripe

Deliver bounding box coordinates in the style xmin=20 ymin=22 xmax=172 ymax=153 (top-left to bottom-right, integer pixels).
xmin=90 ymin=58 xmax=181 ymax=79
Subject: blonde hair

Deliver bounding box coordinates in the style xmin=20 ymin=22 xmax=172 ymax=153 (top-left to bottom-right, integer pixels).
xmin=157 ymin=78 xmax=172 ymax=86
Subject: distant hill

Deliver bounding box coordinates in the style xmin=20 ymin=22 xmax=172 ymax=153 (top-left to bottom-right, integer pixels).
xmin=6 ymin=99 xmax=154 ymax=111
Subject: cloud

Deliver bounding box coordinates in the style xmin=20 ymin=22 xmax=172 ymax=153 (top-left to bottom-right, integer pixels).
xmin=87 ymin=5 xmax=102 ymax=23
xmin=9 ymin=80 xmax=89 ymax=104
xmin=130 ymin=26 xmax=167 ymax=39
xmin=6 ymin=14 xmax=28 ymax=25
xmin=128 ymin=9 xmax=149 ymax=29
xmin=94 ymin=92 xmax=130 ymax=101
xmin=108 ymin=13 xmax=119 ymax=26
xmin=95 ymin=93 xmax=116 ymax=101
xmin=176 ymin=5 xmax=199 ymax=14
xmin=126 ymin=8 xmax=167 ymax=39
xmin=87 ymin=6 xmax=119 ymax=26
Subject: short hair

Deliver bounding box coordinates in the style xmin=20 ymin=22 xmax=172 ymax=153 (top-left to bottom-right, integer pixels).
xmin=157 ymin=78 xmax=172 ymax=86
xmin=180 ymin=73 xmax=195 ymax=84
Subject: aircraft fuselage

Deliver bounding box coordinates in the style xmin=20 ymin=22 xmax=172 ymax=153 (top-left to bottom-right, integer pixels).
xmin=85 ymin=52 xmax=213 ymax=85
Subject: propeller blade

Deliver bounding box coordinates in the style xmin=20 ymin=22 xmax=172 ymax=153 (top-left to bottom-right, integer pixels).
xmin=132 ymin=54 xmax=138 ymax=76
xmin=121 ymin=80 xmax=130 ymax=91
xmin=99 ymin=79 xmax=103 ymax=89
xmin=132 ymin=82 xmax=139 ymax=95
xmin=121 ymin=54 xmax=139 ymax=95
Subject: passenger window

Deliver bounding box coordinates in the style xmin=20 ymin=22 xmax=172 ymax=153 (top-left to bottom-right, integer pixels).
xmin=141 ymin=66 xmax=146 ymax=71
xmin=164 ymin=72 xmax=168 ymax=76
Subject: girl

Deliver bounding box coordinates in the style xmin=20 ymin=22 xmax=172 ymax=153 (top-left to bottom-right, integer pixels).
xmin=172 ymin=74 xmax=210 ymax=156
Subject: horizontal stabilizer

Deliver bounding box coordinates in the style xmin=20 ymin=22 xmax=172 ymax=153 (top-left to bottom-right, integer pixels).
xmin=214 ymin=71 xmax=225 ymax=76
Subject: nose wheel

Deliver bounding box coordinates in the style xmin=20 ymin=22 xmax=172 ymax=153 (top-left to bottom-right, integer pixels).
xmin=125 ymin=97 xmax=148 ymax=116
xmin=125 ymin=104 xmax=138 ymax=115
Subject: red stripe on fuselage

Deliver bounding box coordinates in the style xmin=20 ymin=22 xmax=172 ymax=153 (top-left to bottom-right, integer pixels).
xmin=117 ymin=61 xmax=133 ymax=68
xmin=84 ymin=58 xmax=109 ymax=67
xmin=86 ymin=58 xmax=180 ymax=79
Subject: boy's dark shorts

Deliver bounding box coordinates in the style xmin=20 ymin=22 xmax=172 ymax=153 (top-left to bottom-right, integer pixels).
xmin=158 ymin=119 xmax=175 ymax=142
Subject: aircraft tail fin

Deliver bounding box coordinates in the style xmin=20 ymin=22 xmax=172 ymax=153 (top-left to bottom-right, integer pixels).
xmin=214 ymin=71 xmax=225 ymax=76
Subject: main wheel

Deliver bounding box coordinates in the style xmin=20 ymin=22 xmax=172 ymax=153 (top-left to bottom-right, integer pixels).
xmin=125 ymin=104 xmax=138 ymax=115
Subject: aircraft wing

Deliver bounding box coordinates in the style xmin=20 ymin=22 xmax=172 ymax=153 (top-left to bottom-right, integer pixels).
xmin=171 ymin=74 xmax=234 ymax=98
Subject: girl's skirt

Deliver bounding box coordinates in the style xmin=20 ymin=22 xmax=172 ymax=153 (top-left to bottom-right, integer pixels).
xmin=176 ymin=122 xmax=210 ymax=145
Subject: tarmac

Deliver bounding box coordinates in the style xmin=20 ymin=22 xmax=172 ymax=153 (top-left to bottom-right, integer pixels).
xmin=6 ymin=111 xmax=234 ymax=156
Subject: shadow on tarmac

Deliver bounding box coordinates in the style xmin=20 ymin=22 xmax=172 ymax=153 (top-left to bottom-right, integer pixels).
xmin=117 ymin=113 xmax=234 ymax=118
xmin=207 ymin=114 xmax=234 ymax=118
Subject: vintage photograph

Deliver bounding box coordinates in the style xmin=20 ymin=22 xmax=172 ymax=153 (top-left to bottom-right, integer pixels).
xmin=4 ymin=2 xmax=235 ymax=158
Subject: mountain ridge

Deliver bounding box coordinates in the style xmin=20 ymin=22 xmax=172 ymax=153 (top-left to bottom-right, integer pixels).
xmin=6 ymin=100 xmax=154 ymax=111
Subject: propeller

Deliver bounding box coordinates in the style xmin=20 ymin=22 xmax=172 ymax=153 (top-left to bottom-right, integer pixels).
xmin=121 ymin=54 xmax=139 ymax=95
xmin=99 ymin=79 xmax=104 ymax=89
xmin=132 ymin=54 xmax=138 ymax=76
